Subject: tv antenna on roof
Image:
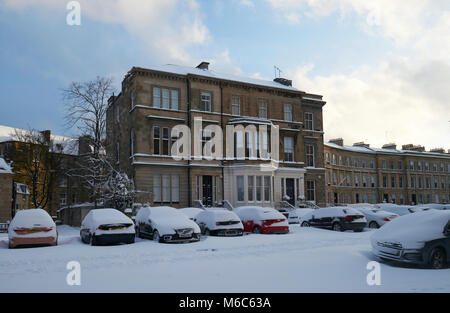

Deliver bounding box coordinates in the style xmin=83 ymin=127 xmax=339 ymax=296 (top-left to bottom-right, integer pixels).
xmin=274 ymin=66 xmax=282 ymax=78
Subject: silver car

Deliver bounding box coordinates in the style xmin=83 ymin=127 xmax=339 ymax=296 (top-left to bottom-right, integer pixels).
xmin=357 ymin=208 xmax=399 ymax=229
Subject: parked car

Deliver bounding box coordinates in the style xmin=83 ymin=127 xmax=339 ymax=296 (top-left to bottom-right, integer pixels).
xmin=80 ymin=209 xmax=135 ymax=246
xmin=300 ymin=207 xmax=367 ymax=232
xmin=135 ymin=206 xmax=201 ymax=243
xmin=357 ymin=208 xmax=399 ymax=229
xmin=179 ymin=207 xmax=204 ymax=220
xmin=371 ymin=209 xmax=450 ymax=269
xmin=8 ymin=208 xmax=57 ymax=249
xmin=287 ymin=208 xmax=314 ymax=224
xmin=194 ymin=208 xmax=243 ymax=236
xmin=374 ymin=203 xmax=416 ymax=216
xmin=417 ymin=203 xmax=450 ymax=211
xmin=234 ymin=206 xmax=289 ymax=234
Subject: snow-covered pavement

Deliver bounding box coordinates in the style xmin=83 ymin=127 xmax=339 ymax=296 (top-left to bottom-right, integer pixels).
xmin=0 ymin=225 xmax=449 ymax=292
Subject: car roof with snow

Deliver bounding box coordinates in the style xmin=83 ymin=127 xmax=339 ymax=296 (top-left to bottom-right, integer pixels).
xmin=10 ymin=208 xmax=54 ymax=228
xmin=89 ymin=208 xmax=133 ymax=224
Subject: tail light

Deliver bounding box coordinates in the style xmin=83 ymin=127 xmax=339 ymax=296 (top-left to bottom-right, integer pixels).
xmin=263 ymin=219 xmax=285 ymax=225
xmin=98 ymin=225 xmax=108 ymax=230
xmin=383 ymin=218 xmax=390 ymax=222
xmin=14 ymin=227 xmax=52 ymax=234
xmin=343 ymin=216 xmax=353 ymax=220
xmin=13 ymin=227 xmax=27 ymax=234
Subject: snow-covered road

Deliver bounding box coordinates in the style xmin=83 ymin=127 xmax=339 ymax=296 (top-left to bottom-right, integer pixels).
xmin=0 ymin=225 xmax=449 ymax=292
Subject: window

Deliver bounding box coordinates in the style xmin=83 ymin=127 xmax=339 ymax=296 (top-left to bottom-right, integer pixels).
xmin=325 ymin=153 xmax=330 ymax=164
xmin=284 ymin=104 xmax=293 ymax=121
xmin=383 ymin=176 xmax=387 ymax=188
xmin=153 ymin=175 xmax=180 ymax=203
xmin=171 ymin=90 xmax=179 ymax=110
xmin=153 ymin=87 xmax=161 ymax=108
xmin=162 ymin=175 xmax=170 ymax=202
xmin=391 ymin=176 xmax=396 ymax=188
xmin=171 ymin=176 xmax=179 ymax=203
xmin=59 ymin=193 xmax=67 ymax=206
xmin=306 ymin=180 xmax=315 ymax=201
xmin=256 ymin=176 xmax=262 ymax=202
xmin=284 ymin=137 xmax=294 ymax=162
xmin=248 ymin=176 xmax=254 ymax=202
xmin=306 ymin=144 xmax=315 ymax=167
xmin=162 ymin=127 xmax=169 ymax=155
xmin=232 ymin=96 xmax=241 ymax=115
xmin=355 ymin=175 xmax=359 ymax=187
xmin=237 ymin=176 xmax=244 ymax=202
xmin=153 ymin=126 xmax=160 ymax=155
xmin=399 ymin=176 xmax=403 ymax=188
xmin=264 ymin=176 xmax=271 ymax=202
xmin=258 ymin=99 xmax=268 ymax=119
xmin=201 ymin=91 xmax=212 ymax=112
xmin=304 ymin=112 xmax=313 ymax=130
xmin=371 ymin=176 xmax=376 ymax=188
xmin=162 ymin=89 xmax=170 ymax=109
xmin=382 ymin=160 xmax=387 ymax=169
xmin=153 ymin=176 xmax=161 ymax=203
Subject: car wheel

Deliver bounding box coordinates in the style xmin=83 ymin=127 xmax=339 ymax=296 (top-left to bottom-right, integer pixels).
xmin=253 ymin=226 xmax=262 ymax=234
xmin=301 ymin=221 xmax=310 ymax=227
xmin=332 ymin=223 xmax=342 ymax=232
xmin=153 ymin=230 xmax=161 ymax=243
xmin=429 ymin=248 xmax=446 ymax=269
xmin=369 ymin=221 xmax=379 ymax=229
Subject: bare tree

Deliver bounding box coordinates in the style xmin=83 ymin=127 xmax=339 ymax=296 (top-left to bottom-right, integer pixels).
xmin=62 ymin=76 xmax=115 ymax=208
xmin=11 ymin=128 xmax=64 ymax=210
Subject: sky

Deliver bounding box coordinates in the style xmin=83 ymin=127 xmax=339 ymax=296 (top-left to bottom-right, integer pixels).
xmin=0 ymin=0 xmax=449 ymax=151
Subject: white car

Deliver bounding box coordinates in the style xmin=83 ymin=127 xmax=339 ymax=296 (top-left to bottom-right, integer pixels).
xmin=357 ymin=208 xmax=399 ymax=229
xmin=417 ymin=204 xmax=450 ymax=211
xmin=179 ymin=207 xmax=204 ymax=220
xmin=135 ymin=206 xmax=201 ymax=243
xmin=80 ymin=208 xmax=135 ymax=246
xmin=234 ymin=206 xmax=289 ymax=234
xmin=374 ymin=203 xmax=417 ymax=216
xmin=287 ymin=209 xmax=314 ymax=224
xmin=194 ymin=209 xmax=243 ymax=236
xmin=371 ymin=210 xmax=450 ymax=269
xmin=8 ymin=208 xmax=57 ymax=249
xmin=299 ymin=207 xmax=367 ymax=232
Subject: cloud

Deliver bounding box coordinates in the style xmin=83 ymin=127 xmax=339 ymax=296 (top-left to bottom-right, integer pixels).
xmin=2 ymin=0 xmax=210 ymax=64
xmin=239 ymin=0 xmax=255 ymax=8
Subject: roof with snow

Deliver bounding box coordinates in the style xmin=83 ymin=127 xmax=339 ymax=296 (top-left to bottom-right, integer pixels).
xmin=325 ymin=142 xmax=450 ymax=158
xmin=132 ymin=64 xmax=306 ymax=93
xmin=0 ymin=125 xmax=78 ymax=155
xmin=0 ymin=157 xmax=12 ymax=174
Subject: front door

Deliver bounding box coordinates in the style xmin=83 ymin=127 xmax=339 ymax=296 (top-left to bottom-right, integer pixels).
xmin=286 ymin=178 xmax=295 ymax=206
xmin=202 ymin=176 xmax=213 ymax=207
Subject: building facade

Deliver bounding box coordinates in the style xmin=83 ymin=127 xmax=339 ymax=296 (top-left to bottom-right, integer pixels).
xmin=0 ymin=157 xmax=13 ymax=223
xmin=106 ymin=63 xmax=327 ymax=208
xmin=324 ymin=138 xmax=450 ymax=206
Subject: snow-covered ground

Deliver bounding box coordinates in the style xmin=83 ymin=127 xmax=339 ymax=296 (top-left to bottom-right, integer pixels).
xmin=0 ymin=225 xmax=449 ymax=293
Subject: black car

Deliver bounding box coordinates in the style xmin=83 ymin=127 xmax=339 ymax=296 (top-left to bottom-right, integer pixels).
xmin=300 ymin=207 xmax=367 ymax=232
xmin=372 ymin=210 xmax=450 ymax=269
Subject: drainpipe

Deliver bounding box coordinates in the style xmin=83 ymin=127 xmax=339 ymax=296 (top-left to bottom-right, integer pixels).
xmin=220 ymin=82 xmax=225 ymax=203
xmin=187 ymin=77 xmax=192 ymax=206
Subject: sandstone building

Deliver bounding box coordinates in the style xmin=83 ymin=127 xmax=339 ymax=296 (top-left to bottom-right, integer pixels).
xmin=106 ymin=62 xmax=327 ymax=208
xmin=324 ymin=138 xmax=450 ymax=206
xmin=0 ymin=157 xmax=13 ymax=223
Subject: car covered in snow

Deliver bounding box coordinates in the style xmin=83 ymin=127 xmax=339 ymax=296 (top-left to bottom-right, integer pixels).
xmin=8 ymin=208 xmax=58 ymax=249
xmin=135 ymin=206 xmax=201 ymax=243
xmin=300 ymin=207 xmax=367 ymax=232
xmin=179 ymin=207 xmax=204 ymax=220
xmin=371 ymin=209 xmax=450 ymax=269
xmin=80 ymin=209 xmax=135 ymax=246
xmin=373 ymin=203 xmax=417 ymax=216
xmin=287 ymin=208 xmax=314 ymax=224
xmin=194 ymin=208 xmax=243 ymax=236
xmin=234 ymin=206 xmax=289 ymax=234
xmin=416 ymin=203 xmax=450 ymax=211
xmin=356 ymin=208 xmax=399 ymax=229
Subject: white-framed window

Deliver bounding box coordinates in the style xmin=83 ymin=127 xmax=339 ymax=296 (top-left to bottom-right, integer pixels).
xmin=284 ymin=137 xmax=294 ymax=162
xmin=162 ymin=127 xmax=170 ymax=156
xmin=306 ymin=180 xmax=315 ymax=201
xmin=153 ymin=126 xmax=160 ymax=155
xmin=171 ymin=90 xmax=179 ymax=110
xmin=232 ymin=96 xmax=241 ymax=116
xmin=304 ymin=112 xmax=313 ymax=130
xmin=306 ymin=144 xmax=315 ymax=167
xmin=153 ymin=175 xmax=161 ymax=203
xmin=201 ymin=91 xmax=212 ymax=112
xmin=153 ymin=87 xmax=161 ymax=108
xmin=258 ymin=99 xmax=268 ymax=119
xmin=162 ymin=88 xmax=170 ymax=109
xmin=256 ymin=176 xmax=262 ymax=202
xmin=248 ymin=176 xmax=254 ymax=202
xmin=264 ymin=176 xmax=271 ymax=202
xmin=153 ymin=175 xmax=180 ymax=204
xmin=284 ymin=103 xmax=292 ymax=122
xmin=237 ymin=176 xmax=244 ymax=202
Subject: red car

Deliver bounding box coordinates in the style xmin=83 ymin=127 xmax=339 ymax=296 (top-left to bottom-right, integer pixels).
xmin=234 ymin=206 xmax=289 ymax=234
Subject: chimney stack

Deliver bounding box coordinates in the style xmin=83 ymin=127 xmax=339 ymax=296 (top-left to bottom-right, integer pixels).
xmin=196 ymin=62 xmax=210 ymax=70
xmin=382 ymin=143 xmax=397 ymax=150
xmin=353 ymin=141 xmax=370 ymax=148
xmin=274 ymin=77 xmax=292 ymax=87
xmin=329 ymin=138 xmax=344 ymax=146
xmin=430 ymin=148 xmax=445 ymax=153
